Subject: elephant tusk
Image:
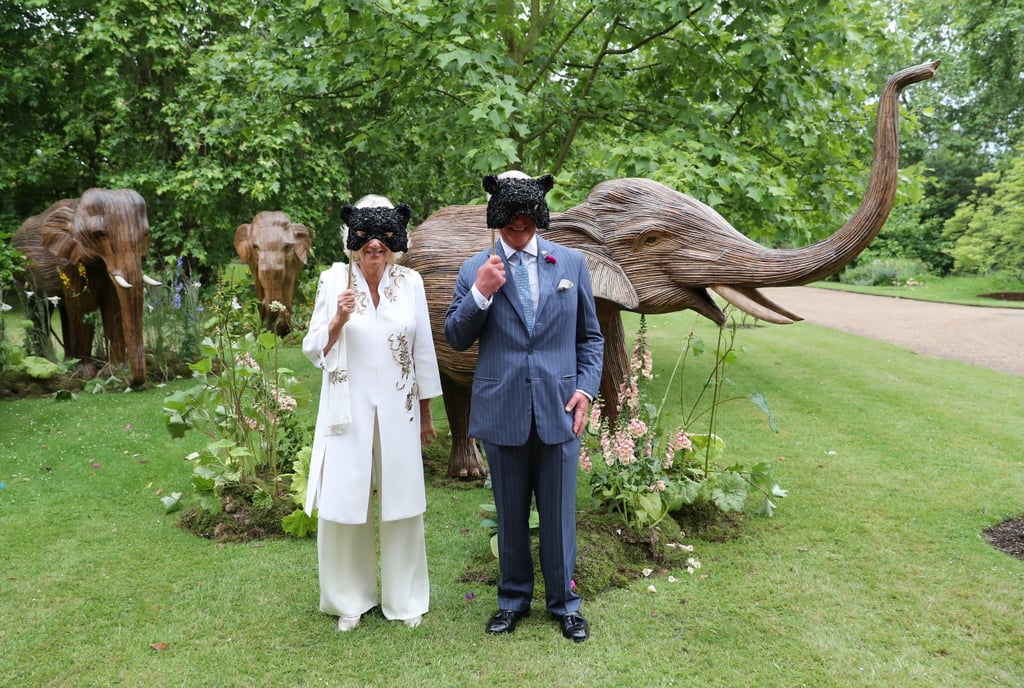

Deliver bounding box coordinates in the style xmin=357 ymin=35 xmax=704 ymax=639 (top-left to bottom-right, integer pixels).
xmin=143 ymin=274 xmax=162 ymax=286
xmin=113 ymin=274 xmax=133 ymax=289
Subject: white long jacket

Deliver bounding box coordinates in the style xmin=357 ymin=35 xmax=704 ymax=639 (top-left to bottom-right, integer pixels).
xmin=302 ymin=262 xmax=442 ymax=524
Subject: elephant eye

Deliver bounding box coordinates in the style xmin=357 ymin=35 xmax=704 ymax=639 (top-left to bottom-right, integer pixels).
xmin=634 ymin=231 xmax=666 ymax=251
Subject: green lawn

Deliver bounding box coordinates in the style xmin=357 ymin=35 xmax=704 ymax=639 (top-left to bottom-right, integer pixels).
xmin=1 ymin=312 xmax=1023 ymax=687
xmin=817 ymin=273 xmax=1024 ymax=308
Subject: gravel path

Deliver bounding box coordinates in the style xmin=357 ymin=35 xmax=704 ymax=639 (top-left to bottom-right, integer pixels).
xmin=760 ymin=287 xmax=1024 ymax=377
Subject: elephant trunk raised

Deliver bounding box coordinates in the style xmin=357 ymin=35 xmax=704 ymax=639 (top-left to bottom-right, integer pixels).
xmin=401 ymin=61 xmax=939 ymax=479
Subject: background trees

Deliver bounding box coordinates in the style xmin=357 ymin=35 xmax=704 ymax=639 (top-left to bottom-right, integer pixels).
xmin=2 ymin=0 xmax=1018 ymax=282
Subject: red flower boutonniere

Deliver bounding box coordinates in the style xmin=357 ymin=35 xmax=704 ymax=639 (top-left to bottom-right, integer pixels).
xmin=543 ymin=252 xmax=557 ymax=264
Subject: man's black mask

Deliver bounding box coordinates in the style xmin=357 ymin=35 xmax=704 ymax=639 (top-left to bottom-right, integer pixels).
xmin=483 ymin=173 xmax=555 ymax=230
xmin=342 ymin=203 xmax=412 ymax=253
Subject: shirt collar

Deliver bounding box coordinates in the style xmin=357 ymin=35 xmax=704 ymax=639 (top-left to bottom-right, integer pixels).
xmin=500 ymin=236 xmax=538 ymax=259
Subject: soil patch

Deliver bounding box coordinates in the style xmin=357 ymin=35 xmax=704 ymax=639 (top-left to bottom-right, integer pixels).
xmin=178 ymin=477 xmax=296 ymax=542
xmin=982 ymin=517 xmax=1024 ymax=561
xmin=980 ymin=292 xmax=1024 ymax=302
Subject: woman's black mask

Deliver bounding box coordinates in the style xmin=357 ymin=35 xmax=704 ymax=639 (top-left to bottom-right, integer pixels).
xmin=342 ymin=203 xmax=411 ymax=253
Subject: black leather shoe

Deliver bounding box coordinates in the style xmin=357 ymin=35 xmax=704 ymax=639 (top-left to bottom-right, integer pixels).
xmin=485 ymin=609 xmax=529 ymax=635
xmin=558 ymin=612 xmax=590 ymax=642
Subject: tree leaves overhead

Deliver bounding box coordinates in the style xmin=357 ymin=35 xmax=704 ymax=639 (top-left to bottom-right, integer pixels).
xmin=3 ymin=0 xmax=930 ymax=267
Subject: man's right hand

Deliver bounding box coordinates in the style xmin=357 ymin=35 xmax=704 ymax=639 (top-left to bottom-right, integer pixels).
xmin=474 ymin=255 xmax=506 ymax=299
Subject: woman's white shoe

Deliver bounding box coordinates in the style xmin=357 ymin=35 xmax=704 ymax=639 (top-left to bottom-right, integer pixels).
xmin=337 ymin=615 xmax=361 ymax=632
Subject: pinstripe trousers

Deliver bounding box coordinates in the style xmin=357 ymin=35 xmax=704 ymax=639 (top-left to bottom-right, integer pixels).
xmin=483 ymin=420 xmax=581 ymax=617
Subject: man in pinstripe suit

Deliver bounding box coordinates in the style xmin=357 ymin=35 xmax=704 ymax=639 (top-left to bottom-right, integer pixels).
xmin=445 ymin=172 xmax=604 ymax=642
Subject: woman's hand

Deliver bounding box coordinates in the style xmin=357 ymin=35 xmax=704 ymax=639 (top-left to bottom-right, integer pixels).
xmin=420 ymin=400 xmax=437 ymax=446
xmin=334 ymin=288 xmax=356 ymax=322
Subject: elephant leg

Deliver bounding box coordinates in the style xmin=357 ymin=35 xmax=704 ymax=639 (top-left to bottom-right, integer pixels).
xmin=597 ymin=307 xmax=628 ymax=427
xmin=97 ymin=281 xmax=127 ymax=368
xmin=63 ymin=290 xmax=99 ymax=378
xmin=440 ymin=374 xmax=487 ymax=479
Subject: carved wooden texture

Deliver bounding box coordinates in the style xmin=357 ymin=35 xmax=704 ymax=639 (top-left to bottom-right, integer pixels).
xmin=402 ymin=61 xmax=940 ymax=477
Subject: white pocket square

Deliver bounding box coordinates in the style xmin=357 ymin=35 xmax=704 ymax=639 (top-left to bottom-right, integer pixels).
xmin=557 ymin=279 xmax=574 ymax=292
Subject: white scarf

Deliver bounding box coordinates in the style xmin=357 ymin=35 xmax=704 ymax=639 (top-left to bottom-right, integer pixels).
xmin=321 ymin=263 xmax=352 ymax=435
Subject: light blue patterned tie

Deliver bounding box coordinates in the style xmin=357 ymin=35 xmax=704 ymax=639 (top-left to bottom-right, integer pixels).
xmin=513 ymin=251 xmax=534 ymax=335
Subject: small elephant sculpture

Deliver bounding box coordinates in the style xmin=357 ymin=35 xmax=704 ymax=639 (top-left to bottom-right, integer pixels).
xmin=234 ymin=211 xmax=314 ymax=336
xmin=12 ymin=187 xmax=158 ymax=386
xmin=402 ymin=61 xmax=940 ymax=478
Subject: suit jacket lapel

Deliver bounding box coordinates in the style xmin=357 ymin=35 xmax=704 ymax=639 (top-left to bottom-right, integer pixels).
xmin=535 ymin=238 xmax=557 ymax=323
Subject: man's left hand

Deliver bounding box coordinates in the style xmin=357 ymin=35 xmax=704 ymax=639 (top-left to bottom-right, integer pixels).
xmin=565 ymin=391 xmax=591 ymax=437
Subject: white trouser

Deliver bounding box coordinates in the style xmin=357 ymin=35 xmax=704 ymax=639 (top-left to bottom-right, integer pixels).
xmin=316 ymin=416 xmax=429 ymax=621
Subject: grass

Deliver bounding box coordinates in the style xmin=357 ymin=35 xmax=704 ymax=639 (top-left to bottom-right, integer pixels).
xmin=2 ymin=311 xmax=1024 ymax=687
xmin=817 ymin=272 xmax=1024 ymax=308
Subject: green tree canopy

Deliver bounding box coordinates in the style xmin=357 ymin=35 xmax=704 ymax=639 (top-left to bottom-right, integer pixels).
xmin=943 ymin=152 xmax=1024 ymax=283
xmin=3 ymin=0 xmax=935 ymax=271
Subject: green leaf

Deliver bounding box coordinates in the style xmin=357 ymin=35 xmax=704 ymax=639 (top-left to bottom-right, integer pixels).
xmin=161 ymin=492 xmax=183 ymax=513
xmin=282 ymin=508 xmax=318 ymax=537
xmin=748 ymin=392 xmax=779 ymax=432
xmin=710 ymin=470 xmax=747 ymax=513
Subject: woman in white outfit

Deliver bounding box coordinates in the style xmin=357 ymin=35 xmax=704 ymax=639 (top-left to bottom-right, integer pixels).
xmin=302 ymin=196 xmax=442 ymax=631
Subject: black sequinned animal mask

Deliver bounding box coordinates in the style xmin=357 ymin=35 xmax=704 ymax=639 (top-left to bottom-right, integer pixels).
xmin=341 ymin=203 xmax=412 ymax=253
xmin=483 ymin=174 xmax=554 ymax=230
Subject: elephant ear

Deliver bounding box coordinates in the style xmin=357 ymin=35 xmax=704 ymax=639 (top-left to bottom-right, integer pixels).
xmin=545 ymin=222 xmax=639 ymax=310
xmin=39 ymin=201 xmax=81 ymax=266
xmin=234 ymin=223 xmax=253 ymax=263
xmin=292 ymin=223 xmax=313 ymax=264
xmin=583 ymin=252 xmax=639 ymax=310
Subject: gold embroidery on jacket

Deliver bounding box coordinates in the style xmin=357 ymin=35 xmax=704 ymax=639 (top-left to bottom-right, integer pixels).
xmin=389 ymin=329 xmax=416 ymax=421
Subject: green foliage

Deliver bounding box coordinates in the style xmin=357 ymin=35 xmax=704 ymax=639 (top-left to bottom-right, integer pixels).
xmin=943 ymin=153 xmax=1024 ymax=284
xmin=0 ymin=234 xmax=25 ymax=369
xmin=839 ymin=257 xmax=931 ymax=287
xmin=280 ymin=446 xmax=318 ymax=537
xmin=859 ymin=195 xmax=955 ymax=275
xmin=160 ymin=274 xmax=314 ymax=530
xmin=2 ymin=0 xmax=928 ymax=264
xmin=581 ymin=316 xmax=785 ymax=530
xmin=143 ymin=255 xmax=205 ymax=381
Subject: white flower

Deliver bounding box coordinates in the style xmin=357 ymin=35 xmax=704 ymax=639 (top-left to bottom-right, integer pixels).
xmin=0 ymin=302 xmax=11 ymax=312
xmin=641 ymin=568 xmax=653 ymax=578
xmin=46 ymin=295 xmax=61 ymax=306
xmin=667 ymin=576 xmax=677 ymax=583
xmin=231 ymin=297 xmax=242 ymax=310
xmin=269 ymin=300 xmax=286 ymax=313
xmin=646 ymin=584 xmax=657 ymax=593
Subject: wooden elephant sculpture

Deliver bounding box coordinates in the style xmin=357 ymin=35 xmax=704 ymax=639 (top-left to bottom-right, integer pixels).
xmin=234 ymin=211 xmax=314 ymax=336
xmin=401 ymin=61 xmax=940 ymax=479
xmin=12 ymin=188 xmax=158 ymax=386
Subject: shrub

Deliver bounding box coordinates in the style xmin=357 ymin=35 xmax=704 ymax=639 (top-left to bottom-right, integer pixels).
xmin=579 ymin=316 xmax=786 ymax=531
xmin=839 ymin=257 xmax=931 ymax=287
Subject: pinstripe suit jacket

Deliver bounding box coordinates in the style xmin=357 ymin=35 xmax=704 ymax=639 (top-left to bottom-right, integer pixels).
xmin=445 ymin=237 xmax=604 ymax=446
